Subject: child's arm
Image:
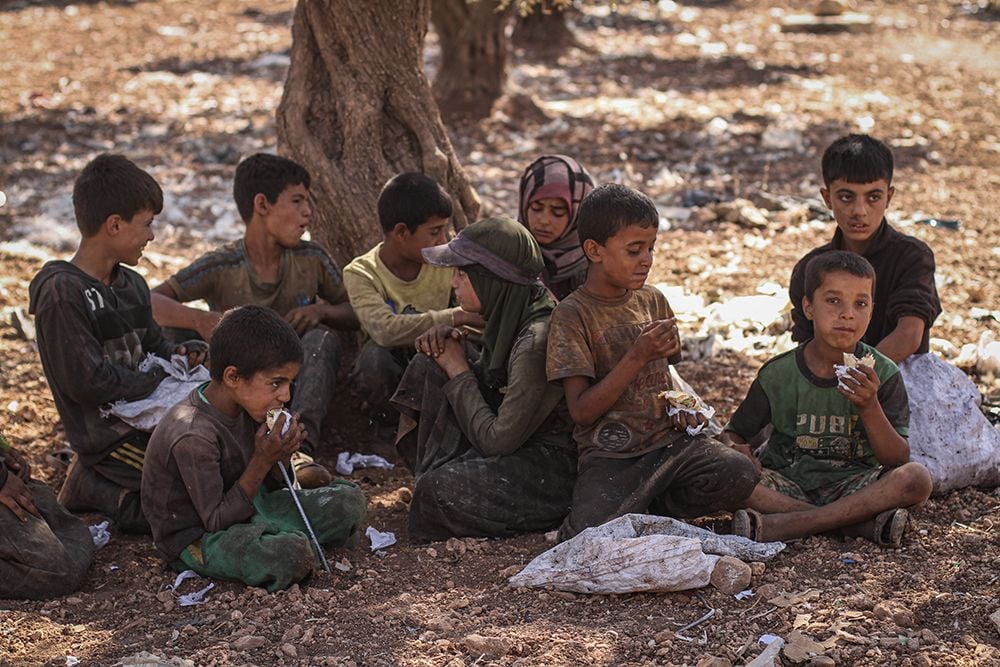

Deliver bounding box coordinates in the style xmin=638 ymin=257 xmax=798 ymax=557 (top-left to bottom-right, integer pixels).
xmin=875 ymin=316 xmax=925 ymax=363
xmin=839 ymin=366 xmax=909 ymax=466
xmin=343 ymin=269 xmax=460 ymax=347
xmin=563 ymin=319 xmax=681 ymax=427
xmin=151 ymin=283 xmax=222 ymax=342
xmin=285 ymin=299 xmax=360 ymax=334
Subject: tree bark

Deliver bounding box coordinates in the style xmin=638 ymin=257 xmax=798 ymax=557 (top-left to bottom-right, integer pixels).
xmin=276 ymin=0 xmax=480 ymax=269
xmin=431 ymin=0 xmax=514 ymax=121
xmin=512 ymin=2 xmax=575 ymax=55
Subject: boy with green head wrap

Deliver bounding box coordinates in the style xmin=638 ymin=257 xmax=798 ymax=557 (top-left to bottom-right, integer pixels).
xmin=391 ymin=217 xmax=577 ymax=541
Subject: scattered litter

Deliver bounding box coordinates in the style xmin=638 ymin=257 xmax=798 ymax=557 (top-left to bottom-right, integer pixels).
xmin=177 ymin=583 xmax=214 ymax=607
xmin=509 ymin=514 xmax=783 ymax=594
xmin=89 ymin=521 xmax=111 ymax=549
xmin=336 ymin=452 xmax=395 ymax=476
xmin=366 ymin=525 xmax=397 ymax=552
xmin=841 ymin=557 xmax=857 ymax=565
xmin=168 ymin=570 xmax=201 ymax=592
xmin=747 ymin=636 xmax=785 ymax=667
xmin=916 ymin=218 xmax=961 ymax=231
xmin=735 ymin=589 xmax=755 ymax=600
xmin=117 ymin=650 xmax=196 ymax=666
xmin=759 ymin=634 xmax=783 ymax=646
xmin=66 ymin=657 xmax=80 ymax=667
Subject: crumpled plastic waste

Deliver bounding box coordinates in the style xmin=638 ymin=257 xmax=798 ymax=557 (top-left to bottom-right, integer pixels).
xmin=336 ymin=452 xmax=395 ymax=476
xmin=89 ymin=521 xmax=111 ymax=549
xmin=366 ymin=525 xmax=397 ymax=552
xmin=103 ymin=355 xmax=209 ymax=431
xmin=167 ymin=570 xmax=214 ymax=606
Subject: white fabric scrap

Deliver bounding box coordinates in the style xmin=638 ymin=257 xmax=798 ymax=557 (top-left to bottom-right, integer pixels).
xmin=366 ymin=525 xmax=397 ymax=551
xmin=336 ymin=452 xmax=395 ymax=476
xmin=168 ymin=570 xmax=201 ymax=592
xmin=104 ymin=354 xmax=209 ymax=431
xmin=177 ymin=583 xmax=214 ymax=606
xmin=734 ymin=588 xmax=754 ymax=600
xmin=89 ymin=521 xmax=111 ymax=549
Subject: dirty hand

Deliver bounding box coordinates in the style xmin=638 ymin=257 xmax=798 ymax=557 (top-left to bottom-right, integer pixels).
xmin=670 ymin=410 xmax=707 ymax=433
xmin=433 ymin=337 xmax=471 ymax=378
xmin=838 ymin=365 xmax=880 ymax=408
xmin=253 ymin=411 xmax=306 ymax=465
xmin=632 ymin=318 xmax=681 ymax=364
xmin=285 ymin=305 xmax=323 ymax=335
xmin=453 ymin=309 xmax=486 ymax=329
xmin=0 ymin=473 xmax=40 ymax=522
xmin=175 ymin=340 xmax=209 ymax=369
xmin=3 ymin=447 xmax=32 ymax=482
xmin=415 ymin=325 xmax=463 ymax=358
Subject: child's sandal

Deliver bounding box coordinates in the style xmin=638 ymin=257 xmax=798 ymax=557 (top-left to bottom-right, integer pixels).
xmin=731 ymin=509 xmax=764 ymax=542
xmin=872 ymin=508 xmax=908 ymax=548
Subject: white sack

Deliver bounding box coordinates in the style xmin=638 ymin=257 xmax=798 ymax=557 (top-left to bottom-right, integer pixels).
xmin=509 ymin=514 xmax=784 ymax=594
xmin=105 ymin=354 xmax=209 ymax=431
xmin=901 ymin=353 xmax=1000 ymax=493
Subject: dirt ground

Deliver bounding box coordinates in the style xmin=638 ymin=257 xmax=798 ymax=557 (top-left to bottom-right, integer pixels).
xmin=1 ymin=0 xmax=999 ymax=665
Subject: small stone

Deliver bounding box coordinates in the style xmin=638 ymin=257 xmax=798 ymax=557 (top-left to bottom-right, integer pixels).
xmin=918 ymin=629 xmax=938 ymax=645
xmin=815 ymin=0 xmax=847 ymax=16
xmin=757 ymin=583 xmax=779 ymax=600
xmin=65 ymin=597 xmax=83 ymax=605
xmin=750 ymin=562 xmax=766 ymax=577
xmin=914 ymin=654 xmax=933 ymax=667
xmin=230 ymin=610 xmax=243 ymax=621
xmin=232 ymin=635 xmax=267 ymax=651
xmin=462 ymin=633 xmax=512 ymax=656
xmin=426 ymin=547 xmax=438 ymax=558
xmin=281 ymin=642 xmax=297 ymax=657
xmin=696 ymin=657 xmax=731 ymax=667
xmin=808 ymin=656 xmax=836 ymax=667
xmin=710 ymin=556 xmax=752 ymax=596
xmin=990 ymin=609 xmax=1000 ymax=635
xmin=653 ymin=629 xmax=674 ymax=644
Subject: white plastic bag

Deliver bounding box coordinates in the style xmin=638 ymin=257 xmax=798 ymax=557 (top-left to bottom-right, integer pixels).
xmin=104 ymin=354 xmax=209 ymax=431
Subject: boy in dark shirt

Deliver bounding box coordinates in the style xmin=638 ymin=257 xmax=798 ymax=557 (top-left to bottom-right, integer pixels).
xmin=789 ymin=134 xmax=941 ymax=362
xmin=151 ymin=153 xmax=359 ymax=488
xmin=725 ymin=252 xmax=933 ymax=546
xmin=546 ymin=184 xmax=758 ymax=540
xmin=142 ymin=306 xmax=367 ymax=592
xmin=28 ymin=154 xmax=206 ymax=533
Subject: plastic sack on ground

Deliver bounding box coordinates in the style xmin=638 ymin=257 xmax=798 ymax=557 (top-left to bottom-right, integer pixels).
xmin=509 ymin=514 xmax=784 ymax=594
xmin=901 ymin=353 xmax=1000 ymax=493
xmin=104 ymin=354 xmax=209 ymax=431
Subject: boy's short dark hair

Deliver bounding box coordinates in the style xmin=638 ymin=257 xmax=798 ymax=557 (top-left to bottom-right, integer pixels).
xmin=821 ymin=134 xmax=894 ymax=187
xmin=72 ymin=154 xmax=164 ymax=237
xmin=209 ymin=305 xmax=303 ymax=381
xmin=804 ymin=251 xmax=877 ymax=300
xmin=577 ymin=183 xmax=659 ymax=246
xmin=377 ymin=172 xmax=453 ymax=233
xmin=233 ymin=153 xmax=311 ymax=223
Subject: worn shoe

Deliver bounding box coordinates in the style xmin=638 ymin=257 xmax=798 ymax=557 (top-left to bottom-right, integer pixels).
xmin=291 ymin=451 xmax=333 ymax=489
xmin=731 ymin=508 xmax=765 ymax=542
xmin=58 ymin=458 xmax=126 ymax=517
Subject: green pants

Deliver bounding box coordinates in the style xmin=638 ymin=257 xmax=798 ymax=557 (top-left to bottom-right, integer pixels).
xmin=175 ymin=480 xmax=367 ymax=592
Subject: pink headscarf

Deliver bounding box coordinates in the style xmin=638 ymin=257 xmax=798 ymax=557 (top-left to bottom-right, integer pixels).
xmin=517 ymin=155 xmax=595 ymax=287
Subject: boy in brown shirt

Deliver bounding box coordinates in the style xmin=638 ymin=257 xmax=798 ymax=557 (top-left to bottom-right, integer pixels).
xmin=151 ymin=154 xmax=359 ymax=487
xmin=142 ymin=306 xmax=366 ymax=592
xmin=547 ymin=184 xmax=758 ymax=539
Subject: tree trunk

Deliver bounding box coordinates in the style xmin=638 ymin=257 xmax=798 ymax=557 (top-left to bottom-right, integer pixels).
xmin=431 ymin=0 xmax=514 ymax=121
xmin=276 ymin=0 xmax=480 ymax=269
xmin=512 ymin=2 xmax=575 ymax=55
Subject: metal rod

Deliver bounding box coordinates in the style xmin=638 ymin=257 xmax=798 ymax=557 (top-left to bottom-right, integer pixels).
xmin=277 ymin=461 xmax=330 ymax=573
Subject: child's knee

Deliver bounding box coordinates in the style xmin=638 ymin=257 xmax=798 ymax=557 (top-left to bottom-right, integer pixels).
xmin=895 ymin=462 xmax=933 ymax=505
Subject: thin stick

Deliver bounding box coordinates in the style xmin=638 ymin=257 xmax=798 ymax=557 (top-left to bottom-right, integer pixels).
xmin=674 ymin=593 xmax=716 ymax=641
xmin=277 ymin=461 xmax=330 ymax=573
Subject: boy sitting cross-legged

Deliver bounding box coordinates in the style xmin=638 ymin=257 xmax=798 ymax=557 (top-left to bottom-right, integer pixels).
xmin=723 ymin=251 xmax=933 ymax=547
xmin=343 ymin=172 xmax=484 ymax=419
xmin=152 ymin=153 xmax=359 ymax=488
xmin=142 ymin=306 xmax=367 ymax=592
xmin=546 ymin=184 xmax=758 ymax=540
xmin=28 ymin=154 xmax=206 ymax=533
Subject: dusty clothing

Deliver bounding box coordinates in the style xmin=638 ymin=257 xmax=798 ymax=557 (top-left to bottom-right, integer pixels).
xmin=725 ymin=342 xmax=909 ymax=493
xmin=759 ymin=466 xmax=885 ymax=507
xmin=143 ymin=389 xmax=367 ymax=575
xmin=547 ymin=286 xmax=683 ymax=462
xmin=392 ymin=325 xmax=576 ymax=541
xmin=0 ymin=479 xmax=94 ymax=600
xmin=166 ymin=238 xmax=348 ymax=316
xmin=28 ymin=261 xmax=172 ymax=470
xmin=343 ymin=243 xmax=459 ymax=348
xmin=517 ymin=155 xmax=595 ymax=301
xmin=789 ymin=220 xmax=941 ymax=354
xmin=175 ymin=482 xmax=366 ymax=592
xmin=349 ymin=341 xmax=413 ymax=417
xmin=292 ymin=327 xmax=340 ymax=456
xmin=559 ymin=434 xmax=759 ymax=540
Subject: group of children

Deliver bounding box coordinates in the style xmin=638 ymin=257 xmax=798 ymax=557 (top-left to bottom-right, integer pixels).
xmin=0 ymin=133 xmax=938 ymax=599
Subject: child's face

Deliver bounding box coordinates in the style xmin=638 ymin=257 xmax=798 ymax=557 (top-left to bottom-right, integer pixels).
xmin=526 ymin=197 xmax=570 ymax=246
xmin=586 ymin=224 xmax=657 ymax=292
xmin=451 ymin=269 xmax=481 ymax=313
xmin=397 ymin=216 xmax=449 ymax=262
xmin=112 ymin=208 xmax=156 ymax=265
xmin=229 ymin=361 xmax=302 ymax=423
xmin=803 ymin=271 xmax=874 ymax=352
xmin=261 ymin=183 xmax=311 ymax=248
xmin=821 ymin=178 xmax=894 ymax=248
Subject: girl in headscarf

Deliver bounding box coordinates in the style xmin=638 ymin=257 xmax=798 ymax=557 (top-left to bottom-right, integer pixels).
xmin=518 ymin=154 xmax=595 ymax=301
xmin=390 ymin=217 xmax=576 ymax=541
